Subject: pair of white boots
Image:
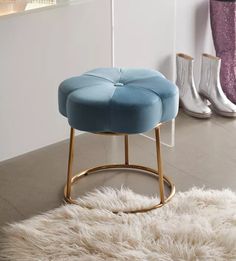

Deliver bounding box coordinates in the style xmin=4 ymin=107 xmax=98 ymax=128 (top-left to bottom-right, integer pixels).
xmin=176 ymin=53 xmax=236 ymax=118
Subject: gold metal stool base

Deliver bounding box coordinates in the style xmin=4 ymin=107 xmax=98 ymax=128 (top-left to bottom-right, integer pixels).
xmin=64 ymin=126 xmax=175 ymax=214
xmin=64 ymin=164 xmax=175 ymax=214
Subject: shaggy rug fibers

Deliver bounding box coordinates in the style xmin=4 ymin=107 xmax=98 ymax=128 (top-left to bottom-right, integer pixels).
xmin=0 ymin=187 xmax=236 ymax=261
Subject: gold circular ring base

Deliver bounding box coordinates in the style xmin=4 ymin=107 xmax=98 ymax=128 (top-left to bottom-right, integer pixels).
xmin=64 ymin=164 xmax=175 ymax=214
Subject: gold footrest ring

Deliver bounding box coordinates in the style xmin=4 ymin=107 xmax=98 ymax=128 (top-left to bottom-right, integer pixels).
xmin=64 ymin=164 xmax=175 ymax=214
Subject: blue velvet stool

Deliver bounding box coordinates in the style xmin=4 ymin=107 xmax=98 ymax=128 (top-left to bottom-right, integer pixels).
xmin=59 ymin=68 xmax=179 ymax=213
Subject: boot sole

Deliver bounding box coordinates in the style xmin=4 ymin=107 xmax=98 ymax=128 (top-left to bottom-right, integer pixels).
xmin=179 ymin=100 xmax=212 ymax=119
xmin=199 ymin=92 xmax=236 ymax=118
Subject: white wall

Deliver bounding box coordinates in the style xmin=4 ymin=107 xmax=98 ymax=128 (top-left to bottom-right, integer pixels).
xmin=176 ymin=0 xmax=214 ymax=83
xmin=0 ymin=0 xmax=112 ymax=161
xmin=114 ymin=0 xmax=176 ymax=80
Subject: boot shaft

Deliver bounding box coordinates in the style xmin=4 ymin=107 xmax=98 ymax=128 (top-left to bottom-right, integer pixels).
xmin=200 ymin=54 xmax=221 ymax=91
xmin=176 ymin=53 xmax=194 ymax=87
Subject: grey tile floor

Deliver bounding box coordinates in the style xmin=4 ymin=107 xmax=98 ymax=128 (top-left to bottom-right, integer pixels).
xmin=0 ymin=110 xmax=236 ymax=227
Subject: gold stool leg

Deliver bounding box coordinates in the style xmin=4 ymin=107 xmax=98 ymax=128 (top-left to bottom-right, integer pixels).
xmin=124 ymin=135 xmax=129 ymax=165
xmin=155 ymin=126 xmax=165 ymax=204
xmin=66 ymin=128 xmax=75 ymax=199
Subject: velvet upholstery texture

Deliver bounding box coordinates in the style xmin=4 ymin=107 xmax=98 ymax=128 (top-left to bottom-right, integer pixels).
xmin=58 ymin=68 xmax=179 ymax=134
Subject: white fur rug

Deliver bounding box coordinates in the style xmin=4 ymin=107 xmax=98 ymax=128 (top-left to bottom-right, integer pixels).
xmin=1 ymin=187 xmax=236 ymax=261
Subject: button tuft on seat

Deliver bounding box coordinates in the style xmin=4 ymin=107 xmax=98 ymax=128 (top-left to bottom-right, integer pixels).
xmin=114 ymin=82 xmax=124 ymax=87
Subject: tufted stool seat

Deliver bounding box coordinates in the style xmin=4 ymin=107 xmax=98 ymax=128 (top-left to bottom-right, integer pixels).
xmin=59 ymin=68 xmax=179 ymax=134
xmin=58 ymin=68 xmax=179 ymax=213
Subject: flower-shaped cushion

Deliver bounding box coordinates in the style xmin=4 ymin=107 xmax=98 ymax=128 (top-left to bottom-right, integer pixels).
xmin=58 ymin=68 xmax=179 ymax=134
